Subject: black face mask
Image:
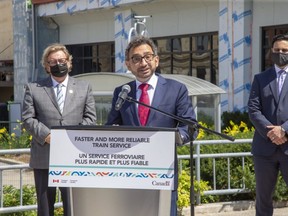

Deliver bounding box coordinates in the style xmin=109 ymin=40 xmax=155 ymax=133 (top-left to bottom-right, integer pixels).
xmin=50 ymin=63 xmax=69 ymax=77
xmin=271 ymin=52 xmax=288 ymax=67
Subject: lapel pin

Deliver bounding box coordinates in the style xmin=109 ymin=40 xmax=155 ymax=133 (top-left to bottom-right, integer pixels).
xmin=69 ymin=89 xmax=73 ymax=94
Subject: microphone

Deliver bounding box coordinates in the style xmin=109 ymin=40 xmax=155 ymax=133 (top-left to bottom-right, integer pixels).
xmin=115 ymin=85 xmax=131 ymax=111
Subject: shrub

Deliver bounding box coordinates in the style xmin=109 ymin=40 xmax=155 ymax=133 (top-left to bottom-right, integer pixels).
xmin=197 ymin=111 xmax=214 ymax=128
xmin=2 ymin=185 xmax=36 ymax=216
xmin=222 ymin=111 xmax=253 ymax=130
xmin=2 ymin=185 xmax=63 ymax=216
xmin=0 ymin=123 xmax=32 ymax=149
xmin=177 ymin=170 xmax=212 ymax=215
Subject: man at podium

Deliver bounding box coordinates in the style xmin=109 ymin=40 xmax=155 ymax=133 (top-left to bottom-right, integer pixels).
xmin=106 ymin=36 xmax=197 ymax=216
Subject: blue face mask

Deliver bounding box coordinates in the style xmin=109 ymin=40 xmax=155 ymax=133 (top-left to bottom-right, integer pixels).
xmin=271 ymin=52 xmax=288 ymax=67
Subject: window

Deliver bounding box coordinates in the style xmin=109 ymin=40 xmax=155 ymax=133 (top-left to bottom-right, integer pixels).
xmin=66 ymin=33 xmax=218 ymax=84
xmin=262 ymin=25 xmax=288 ymax=71
xmin=66 ymin=42 xmax=115 ymax=75
xmin=154 ymin=32 xmax=218 ymax=84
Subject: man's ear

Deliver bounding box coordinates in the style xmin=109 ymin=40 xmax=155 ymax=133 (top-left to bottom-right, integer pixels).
xmin=155 ymin=55 xmax=159 ymax=68
xmin=125 ymin=60 xmax=131 ymax=71
xmin=45 ymin=64 xmax=51 ymax=74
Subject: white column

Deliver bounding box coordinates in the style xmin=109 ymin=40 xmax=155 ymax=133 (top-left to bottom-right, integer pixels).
xmin=219 ymin=0 xmax=253 ymax=112
xmin=114 ymin=10 xmax=134 ymax=73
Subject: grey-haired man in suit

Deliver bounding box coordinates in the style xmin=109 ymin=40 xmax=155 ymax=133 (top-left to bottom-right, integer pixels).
xmin=22 ymin=43 xmax=97 ymax=216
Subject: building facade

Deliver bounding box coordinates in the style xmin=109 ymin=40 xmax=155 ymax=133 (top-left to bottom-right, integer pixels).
xmin=12 ymin=0 xmax=288 ymax=114
xmin=0 ymin=0 xmax=14 ymax=103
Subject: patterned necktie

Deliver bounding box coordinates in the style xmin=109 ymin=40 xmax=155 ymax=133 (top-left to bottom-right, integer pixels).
xmin=57 ymin=84 xmax=64 ymax=113
xmin=138 ymin=83 xmax=150 ymax=126
xmin=278 ymin=70 xmax=286 ymax=95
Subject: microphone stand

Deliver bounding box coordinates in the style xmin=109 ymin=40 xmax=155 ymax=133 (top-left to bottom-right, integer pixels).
xmin=126 ymin=96 xmax=235 ymax=141
xmin=126 ymin=96 xmax=235 ymax=216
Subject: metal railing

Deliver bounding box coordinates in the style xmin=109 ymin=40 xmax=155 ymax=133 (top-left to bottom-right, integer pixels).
xmin=179 ymin=139 xmax=253 ymax=204
xmin=0 ymin=149 xmax=62 ymax=214
xmin=0 ymin=139 xmax=253 ymax=213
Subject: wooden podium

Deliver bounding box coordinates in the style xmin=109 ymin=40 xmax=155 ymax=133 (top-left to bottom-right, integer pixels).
xmin=48 ymin=125 xmax=178 ymax=216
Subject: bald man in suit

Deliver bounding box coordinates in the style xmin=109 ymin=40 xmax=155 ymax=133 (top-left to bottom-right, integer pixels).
xmin=22 ymin=44 xmax=96 ymax=216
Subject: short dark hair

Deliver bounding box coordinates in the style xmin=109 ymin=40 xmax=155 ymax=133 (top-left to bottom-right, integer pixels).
xmin=271 ymin=34 xmax=288 ymax=47
xmin=125 ymin=36 xmax=158 ymax=61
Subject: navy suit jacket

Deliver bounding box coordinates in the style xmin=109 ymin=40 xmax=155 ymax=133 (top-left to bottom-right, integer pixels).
xmin=106 ymin=74 xmax=197 ymax=144
xmin=248 ymin=67 xmax=288 ymax=156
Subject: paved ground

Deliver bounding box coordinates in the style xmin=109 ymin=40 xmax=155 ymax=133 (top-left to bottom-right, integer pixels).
xmin=181 ymin=201 xmax=288 ymax=216
xmin=2 ymin=168 xmax=34 ymax=188
xmin=194 ymin=208 xmax=288 ymax=216
xmin=0 ymin=158 xmax=34 ymax=188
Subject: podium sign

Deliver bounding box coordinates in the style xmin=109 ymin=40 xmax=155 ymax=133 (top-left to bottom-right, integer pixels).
xmin=48 ymin=128 xmax=175 ymax=190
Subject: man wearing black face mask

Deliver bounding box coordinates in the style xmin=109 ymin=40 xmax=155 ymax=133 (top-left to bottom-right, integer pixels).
xmin=248 ymin=34 xmax=288 ymax=216
xmin=22 ymin=44 xmax=97 ymax=216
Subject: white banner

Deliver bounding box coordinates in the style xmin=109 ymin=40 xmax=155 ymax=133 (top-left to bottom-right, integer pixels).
xmin=48 ymin=128 xmax=175 ymax=190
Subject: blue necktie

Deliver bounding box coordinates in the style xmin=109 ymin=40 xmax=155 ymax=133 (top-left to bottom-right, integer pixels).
xmin=57 ymin=84 xmax=64 ymax=113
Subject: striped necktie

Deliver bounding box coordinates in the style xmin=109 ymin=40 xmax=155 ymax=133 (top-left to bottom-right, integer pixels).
xmin=57 ymin=84 xmax=64 ymax=113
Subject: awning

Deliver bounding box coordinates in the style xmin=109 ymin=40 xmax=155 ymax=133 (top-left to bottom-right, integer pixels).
xmin=73 ymin=72 xmax=226 ymax=96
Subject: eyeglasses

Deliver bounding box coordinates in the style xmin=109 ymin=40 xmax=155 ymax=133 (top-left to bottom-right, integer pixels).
xmin=130 ymin=54 xmax=155 ymax=64
xmin=272 ymin=48 xmax=288 ymax=54
xmin=47 ymin=58 xmax=67 ymax=66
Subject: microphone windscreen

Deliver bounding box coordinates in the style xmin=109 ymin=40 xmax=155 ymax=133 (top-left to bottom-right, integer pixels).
xmin=122 ymin=84 xmax=131 ymax=93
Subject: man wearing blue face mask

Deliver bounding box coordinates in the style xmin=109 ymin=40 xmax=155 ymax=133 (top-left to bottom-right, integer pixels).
xmin=248 ymin=34 xmax=288 ymax=216
xmin=22 ymin=44 xmax=97 ymax=216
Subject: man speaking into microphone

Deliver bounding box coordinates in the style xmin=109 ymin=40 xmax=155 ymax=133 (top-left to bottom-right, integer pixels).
xmin=106 ymin=36 xmax=197 ymax=216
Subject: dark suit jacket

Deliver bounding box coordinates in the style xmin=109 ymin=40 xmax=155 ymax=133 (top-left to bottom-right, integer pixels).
xmin=248 ymin=67 xmax=288 ymax=156
xmin=22 ymin=76 xmax=97 ymax=169
xmin=106 ymin=74 xmax=197 ymax=143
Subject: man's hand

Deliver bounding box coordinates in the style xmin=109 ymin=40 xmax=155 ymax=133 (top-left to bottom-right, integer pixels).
xmin=267 ymin=125 xmax=287 ymax=145
xmin=44 ymin=134 xmax=51 ymax=144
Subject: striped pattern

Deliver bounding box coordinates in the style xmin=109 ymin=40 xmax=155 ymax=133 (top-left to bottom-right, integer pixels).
xmin=57 ymin=84 xmax=64 ymax=113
